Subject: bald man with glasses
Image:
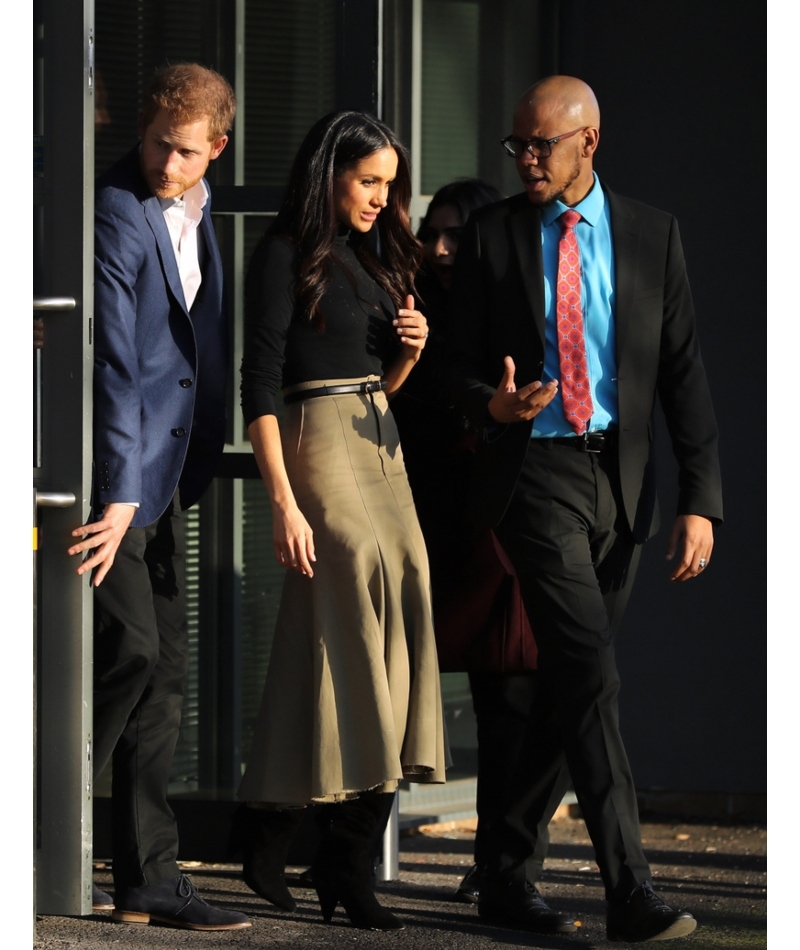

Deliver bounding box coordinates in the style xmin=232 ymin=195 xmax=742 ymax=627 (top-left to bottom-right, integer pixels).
xmin=448 ymin=76 xmax=722 ymax=942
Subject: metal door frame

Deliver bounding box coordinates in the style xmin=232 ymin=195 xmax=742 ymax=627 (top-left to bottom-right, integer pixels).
xmin=33 ymin=0 xmax=95 ymax=917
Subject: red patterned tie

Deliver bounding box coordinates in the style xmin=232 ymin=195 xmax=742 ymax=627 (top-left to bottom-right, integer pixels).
xmin=556 ymin=209 xmax=593 ymax=434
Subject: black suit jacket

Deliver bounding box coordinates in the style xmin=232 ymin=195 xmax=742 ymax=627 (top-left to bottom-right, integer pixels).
xmin=447 ymin=187 xmax=723 ymax=543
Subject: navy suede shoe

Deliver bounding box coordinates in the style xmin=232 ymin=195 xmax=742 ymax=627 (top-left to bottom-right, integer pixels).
xmin=112 ymin=874 xmax=251 ymax=930
xmin=92 ymin=884 xmax=114 ymax=912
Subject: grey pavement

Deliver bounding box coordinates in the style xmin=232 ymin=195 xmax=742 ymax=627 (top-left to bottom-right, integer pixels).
xmin=34 ymin=818 xmax=766 ymax=950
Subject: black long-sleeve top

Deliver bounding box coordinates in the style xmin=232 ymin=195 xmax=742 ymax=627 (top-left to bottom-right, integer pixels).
xmin=240 ymin=231 xmax=401 ymax=426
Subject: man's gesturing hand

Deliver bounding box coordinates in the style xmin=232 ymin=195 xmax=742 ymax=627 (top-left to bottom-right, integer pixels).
xmin=487 ymin=356 xmax=559 ymax=424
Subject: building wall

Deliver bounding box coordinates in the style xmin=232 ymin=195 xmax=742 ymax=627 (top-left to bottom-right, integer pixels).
xmin=552 ymin=0 xmax=764 ymax=801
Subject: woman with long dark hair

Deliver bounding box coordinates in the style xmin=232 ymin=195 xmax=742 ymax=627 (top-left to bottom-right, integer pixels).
xmin=234 ymin=111 xmax=447 ymax=931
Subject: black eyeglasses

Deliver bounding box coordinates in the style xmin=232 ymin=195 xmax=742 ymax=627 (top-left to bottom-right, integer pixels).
xmin=500 ymin=127 xmax=587 ymax=159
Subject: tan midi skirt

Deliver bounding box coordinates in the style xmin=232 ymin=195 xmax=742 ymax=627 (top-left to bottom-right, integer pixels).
xmin=238 ymin=378 xmax=448 ymax=805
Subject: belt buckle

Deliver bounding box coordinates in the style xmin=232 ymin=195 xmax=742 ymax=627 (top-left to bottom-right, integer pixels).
xmin=582 ymin=431 xmax=604 ymax=453
xmin=364 ymin=380 xmax=381 ymax=394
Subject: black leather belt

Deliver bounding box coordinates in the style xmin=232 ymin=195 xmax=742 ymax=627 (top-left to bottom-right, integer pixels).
xmin=543 ymin=430 xmax=617 ymax=453
xmin=284 ymin=380 xmax=387 ymax=405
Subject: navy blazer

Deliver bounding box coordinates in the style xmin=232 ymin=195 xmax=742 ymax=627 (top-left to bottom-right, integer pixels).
xmin=92 ymin=147 xmax=229 ymax=528
xmin=448 ymin=187 xmax=723 ymax=543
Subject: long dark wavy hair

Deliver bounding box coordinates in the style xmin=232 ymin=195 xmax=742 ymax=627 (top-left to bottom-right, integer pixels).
xmin=268 ymin=110 xmax=421 ymax=331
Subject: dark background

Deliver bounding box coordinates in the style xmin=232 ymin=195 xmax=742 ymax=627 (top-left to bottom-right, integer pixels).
xmin=549 ymin=1 xmax=764 ymax=805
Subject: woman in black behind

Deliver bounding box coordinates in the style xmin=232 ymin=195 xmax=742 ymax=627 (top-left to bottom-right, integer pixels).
xmin=392 ymin=179 xmax=540 ymax=903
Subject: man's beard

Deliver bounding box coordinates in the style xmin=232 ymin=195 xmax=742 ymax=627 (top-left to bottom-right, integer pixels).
xmin=142 ymin=165 xmax=206 ymax=200
xmin=541 ymin=154 xmax=582 ymax=207
xmin=146 ymin=173 xmax=195 ymax=199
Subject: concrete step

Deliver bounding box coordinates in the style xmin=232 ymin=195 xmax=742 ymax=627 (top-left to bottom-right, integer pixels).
xmin=397 ymin=778 xmax=577 ymax=830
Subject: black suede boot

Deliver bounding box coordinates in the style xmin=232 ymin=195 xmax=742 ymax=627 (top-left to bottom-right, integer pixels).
xmin=312 ymin=792 xmax=403 ymax=931
xmin=229 ymin=804 xmax=301 ymax=911
xmin=296 ymin=804 xmax=335 ymax=886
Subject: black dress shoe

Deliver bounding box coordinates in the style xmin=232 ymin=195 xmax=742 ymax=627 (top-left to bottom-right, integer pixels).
xmin=455 ymin=864 xmax=483 ymax=904
xmin=607 ymin=882 xmax=697 ymax=942
xmin=92 ymin=884 xmax=114 ymax=911
xmin=478 ymin=876 xmax=577 ymax=934
xmin=112 ymin=874 xmax=251 ymax=931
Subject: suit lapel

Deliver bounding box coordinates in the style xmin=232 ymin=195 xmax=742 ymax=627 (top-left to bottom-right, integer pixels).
xmin=143 ymin=196 xmax=190 ymax=315
xmin=607 ymin=189 xmax=639 ymax=364
xmin=510 ymin=198 xmax=546 ymax=346
xmin=197 ymin=197 xmax=222 ymax=309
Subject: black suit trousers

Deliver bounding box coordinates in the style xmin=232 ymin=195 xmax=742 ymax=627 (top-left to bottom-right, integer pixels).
xmin=493 ymin=439 xmax=649 ymax=900
xmin=92 ymin=493 xmax=188 ymax=889
xmin=467 ymin=670 xmax=540 ymax=868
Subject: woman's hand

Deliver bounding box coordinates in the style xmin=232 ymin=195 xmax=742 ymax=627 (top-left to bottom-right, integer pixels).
xmin=393 ymin=294 xmax=428 ymax=358
xmin=273 ymin=502 xmax=316 ymax=577
xmin=247 ymin=414 xmax=316 ymax=577
xmin=384 ymin=295 xmax=430 ymax=395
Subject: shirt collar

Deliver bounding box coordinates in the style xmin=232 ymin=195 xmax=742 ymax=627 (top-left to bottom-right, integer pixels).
xmin=158 ymin=178 xmax=209 ymax=221
xmin=541 ymin=172 xmax=604 ymax=228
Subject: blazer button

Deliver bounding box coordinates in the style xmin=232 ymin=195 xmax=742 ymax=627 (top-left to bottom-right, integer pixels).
xmin=172 ymin=427 xmax=187 ymax=437
xmin=179 ymin=378 xmax=193 ymax=388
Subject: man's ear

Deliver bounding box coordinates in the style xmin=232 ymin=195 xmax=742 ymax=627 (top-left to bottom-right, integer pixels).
xmin=209 ymin=135 xmax=229 ymax=161
xmin=583 ymin=127 xmax=600 ymax=158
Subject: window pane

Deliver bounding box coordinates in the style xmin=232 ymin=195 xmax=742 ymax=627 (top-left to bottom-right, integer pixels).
xmin=244 ymin=0 xmax=336 ymax=186
xmin=95 ymin=0 xmax=210 ymax=178
xmin=421 ymin=0 xmax=480 ymax=194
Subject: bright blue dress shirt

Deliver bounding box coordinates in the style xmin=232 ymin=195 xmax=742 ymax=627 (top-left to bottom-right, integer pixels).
xmin=532 ymin=173 xmax=618 ymax=438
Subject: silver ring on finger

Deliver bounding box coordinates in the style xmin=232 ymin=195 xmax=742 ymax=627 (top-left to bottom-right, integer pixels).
xmin=698 ymin=558 xmax=707 ymax=570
